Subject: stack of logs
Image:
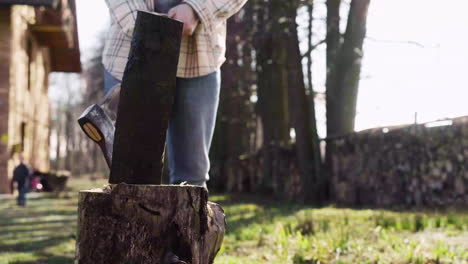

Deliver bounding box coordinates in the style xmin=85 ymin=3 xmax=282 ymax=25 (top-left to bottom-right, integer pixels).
xmin=330 ymin=116 xmax=468 ymax=207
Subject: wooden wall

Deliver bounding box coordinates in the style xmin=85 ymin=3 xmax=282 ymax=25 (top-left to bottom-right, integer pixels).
xmin=0 ymin=6 xmax=51 ymax=193
xmin=0 ymin=7 xmax=12 ymax=193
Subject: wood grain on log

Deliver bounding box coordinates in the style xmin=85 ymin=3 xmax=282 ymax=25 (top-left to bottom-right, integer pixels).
xmin=75 ymin=184 xmax=225 ymax=264
xmin=110 ymin=11 xmax=183 ymax=185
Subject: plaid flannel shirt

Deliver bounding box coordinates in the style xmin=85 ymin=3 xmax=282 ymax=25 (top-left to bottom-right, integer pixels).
xmin=103 ymin=0 xmax=247 ymax=79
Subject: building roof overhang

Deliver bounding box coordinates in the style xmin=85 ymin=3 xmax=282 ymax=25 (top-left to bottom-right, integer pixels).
xmin=1 ymin=0 xmax=81 ymax=72
xmin=0 ymin=0 xmax=59 ymax=8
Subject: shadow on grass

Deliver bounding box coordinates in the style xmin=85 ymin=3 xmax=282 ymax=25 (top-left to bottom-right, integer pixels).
xmin=0 ymin=235 xmax=74 ymax=253
xmin=0 ymin=223 xmax=76 ymax=237
xmin=212 ymin=193 xmax=315 ymax=234
xmin=0 ymin=208 xmax=77 ymax=217
xmin=0 ymin=218 xmax=75 ymax=227
xmin=9 ymin=254 xmax=73 ymax=264
xmin=0 ymin=194 xmax=77 ymax=263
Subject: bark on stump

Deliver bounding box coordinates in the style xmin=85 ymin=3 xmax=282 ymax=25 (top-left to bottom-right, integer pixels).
xmin=75 ymin=184 xmax=225 ymax=264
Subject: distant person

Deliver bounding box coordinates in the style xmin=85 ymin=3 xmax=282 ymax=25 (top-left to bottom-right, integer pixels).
xmin=10 ymin=156 xmax=30 ymax=206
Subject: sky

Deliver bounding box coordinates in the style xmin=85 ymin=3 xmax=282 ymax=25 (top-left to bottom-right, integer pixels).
xmin=357 ymin=0 xmax=468 ymax=130
xmin=72 ymin=0 xmax=468 ymax=136
xmin=75 ymin=0 xmax=109 ymax=62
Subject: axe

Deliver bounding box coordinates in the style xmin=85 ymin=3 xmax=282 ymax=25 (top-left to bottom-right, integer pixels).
xmin=77 ymin=83 xmax=120 ymax=168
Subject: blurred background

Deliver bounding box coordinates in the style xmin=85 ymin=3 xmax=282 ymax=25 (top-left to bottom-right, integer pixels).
xmin=0 ymin=0 xmax=467 ymax=263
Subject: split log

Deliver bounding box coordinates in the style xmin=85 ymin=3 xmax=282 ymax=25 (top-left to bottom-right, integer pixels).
xmin=110 ymin=11 xmax=183 ymax=185
xmin=75 ymin=184 xmax=225 ymax=264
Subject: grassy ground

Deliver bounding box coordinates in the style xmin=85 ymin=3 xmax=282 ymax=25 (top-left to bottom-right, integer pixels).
xmin=0 ymin=178 xmax=467 ymax=264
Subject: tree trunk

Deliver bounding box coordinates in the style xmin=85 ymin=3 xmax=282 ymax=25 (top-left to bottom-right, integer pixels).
xmin=326 ymin=0 xmax=370 ymax=137
xmin=325 ymin=0 xmax=342 ymax=138
xmin=220 ymin=16 xmax=243 ymax=192
xmin=75 ymin=184 xmax=225 ymax=264
xmin=325 ymin=0 xmax=370 ymax=200
xmin=64 ymin=110 xmax=73 ymax=171
xmin=110 ymin=12 xmax=183 ymax=185
xmin=214 ymin=4 xmax=257 ymax=193
xmin=285 ymin=2 xmax=322 ymax=203
xmin=306 ymin=0 xmax=324 ymax=202
xmin=54 ymin=113 xmax=61 ymax=170
xmin=332 ymin=0 xmax=370 ymax=134
xmin=255 ymin=0 xmax=291 ymax=194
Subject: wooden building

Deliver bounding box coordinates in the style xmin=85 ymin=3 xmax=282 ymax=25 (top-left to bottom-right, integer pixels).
xmin=0 ymin=0 xmax=80 ymax=193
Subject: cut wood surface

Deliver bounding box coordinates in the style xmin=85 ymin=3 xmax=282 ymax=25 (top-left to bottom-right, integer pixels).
xmin=75 ymin=184 xmax=225 ymax=264
xmin=110 ymin=11 xmax=183 ymax=185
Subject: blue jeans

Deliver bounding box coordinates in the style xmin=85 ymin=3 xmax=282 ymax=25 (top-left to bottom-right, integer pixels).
xmin=104 ymin=70 xmax=220 ymax=187
xmin=104 ymin=70 xmax=121 ymax=96
xmin=17 ymin=185 xmax=27 ymax=206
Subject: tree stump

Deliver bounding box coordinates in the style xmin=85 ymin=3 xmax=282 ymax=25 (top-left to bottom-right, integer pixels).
xmin=75 ymin=184 xmax=225 ymax=264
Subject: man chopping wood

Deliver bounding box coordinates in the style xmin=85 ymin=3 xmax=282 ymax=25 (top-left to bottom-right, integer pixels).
xmin=76 ymin=1 xmax=246 ymax=263
xmin=80 ymin=0 xmax=247 ymax=188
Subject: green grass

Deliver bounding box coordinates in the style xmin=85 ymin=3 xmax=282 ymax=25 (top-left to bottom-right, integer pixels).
xmin=0 ymin=179 xmax=467 ymax=264
xmin=213 ymin=196 xmax=468 ymax=264
xmin=0 ymin=177 xmax=107 ymax=264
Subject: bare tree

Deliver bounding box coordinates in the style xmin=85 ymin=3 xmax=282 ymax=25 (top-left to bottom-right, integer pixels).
xmin=325 ymin=0 xmax=371 ymax=199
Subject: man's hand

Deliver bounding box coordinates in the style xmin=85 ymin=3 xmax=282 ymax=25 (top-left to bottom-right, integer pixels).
xmin=168 ymin=4 xmax=199 ymax=36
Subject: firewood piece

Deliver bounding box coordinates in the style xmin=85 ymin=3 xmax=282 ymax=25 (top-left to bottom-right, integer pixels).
xmin=110 ymin=11 xmax=183 ymax=184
